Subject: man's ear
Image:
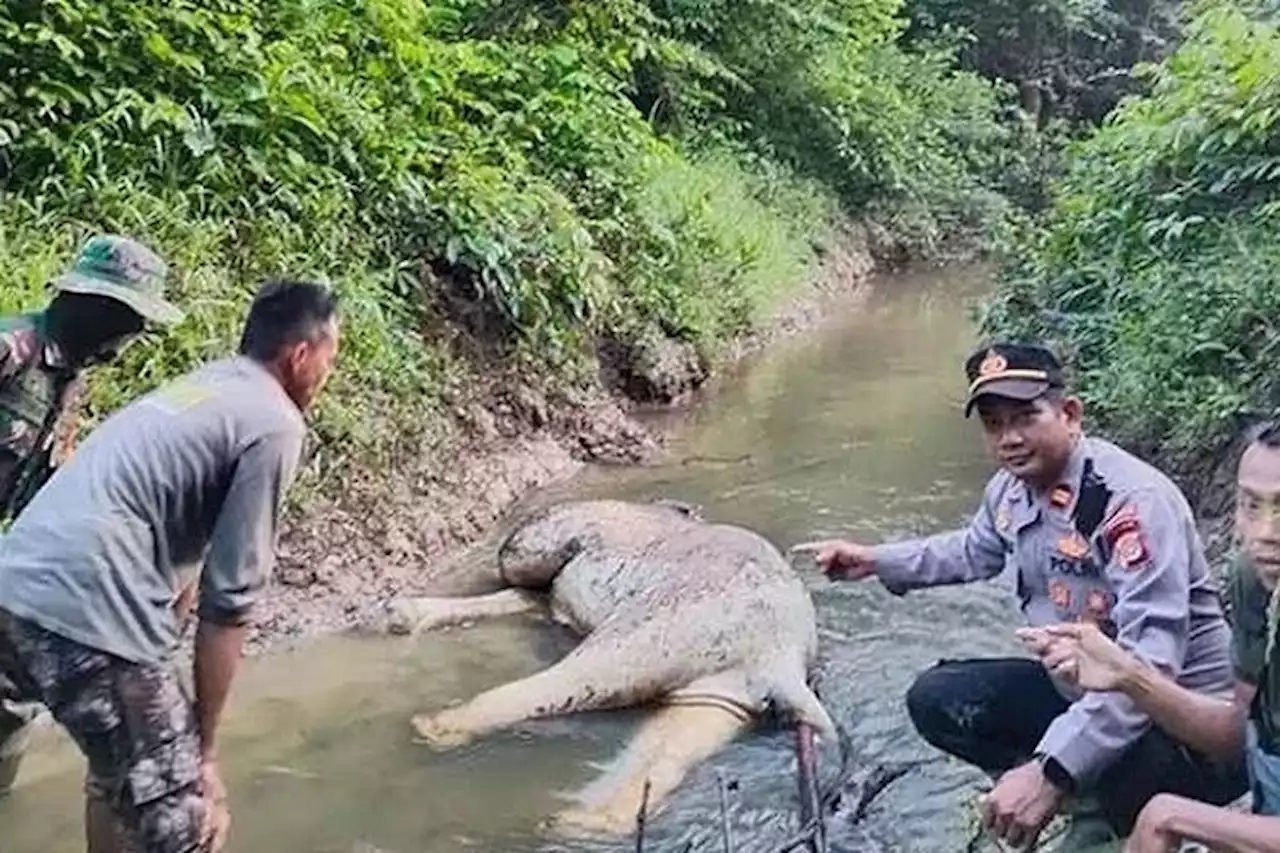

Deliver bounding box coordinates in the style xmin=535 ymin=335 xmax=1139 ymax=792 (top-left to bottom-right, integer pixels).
xmin=283 ymin=339 xmax=309 ymax=372
xmin=1062 ymin=394 xmax=1085 ymax=425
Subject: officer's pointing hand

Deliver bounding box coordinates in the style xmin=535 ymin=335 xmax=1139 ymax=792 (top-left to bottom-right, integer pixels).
xmin=792 ymin=539 xmax=876 ymax=581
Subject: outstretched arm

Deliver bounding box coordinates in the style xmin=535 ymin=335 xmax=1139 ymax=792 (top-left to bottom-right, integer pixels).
xmin=1129 ymin=794 xmax=1280 ymax=853
xmin=872 ymin=478 xmax=1011 ymax=595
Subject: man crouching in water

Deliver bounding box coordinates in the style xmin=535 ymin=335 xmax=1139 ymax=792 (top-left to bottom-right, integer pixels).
xmin=1022 ymin=420 xmax=1280 ymax=851
xmin=810 ymin=343 xmax=1247 ymax=849
xmin=0 ymin=279 xmax=339 ymax=852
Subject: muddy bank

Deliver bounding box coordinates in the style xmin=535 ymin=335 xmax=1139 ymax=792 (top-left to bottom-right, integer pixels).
xmin=250 ymin=221 xmax=884 ymax=655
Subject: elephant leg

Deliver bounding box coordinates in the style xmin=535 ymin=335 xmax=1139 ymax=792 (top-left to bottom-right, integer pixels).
xmin=543 ymin=671 xmax=759 ymax=837
xmin=410 ymin=638 xmax=661 ymax=750
xmin=546 ymin=701 xmax=752 ymax=837
xmin=386 ymin=589 xmax=542 ymax=634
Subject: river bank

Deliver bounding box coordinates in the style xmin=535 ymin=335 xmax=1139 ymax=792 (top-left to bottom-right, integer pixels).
xmin=6 ymin=264 xmax=1007 ymax=853
xmin=247 ymin=220 xmax=899 ymax=656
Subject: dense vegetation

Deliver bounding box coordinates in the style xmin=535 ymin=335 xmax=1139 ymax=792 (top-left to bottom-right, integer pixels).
xmin=982 ymin=1 xmax=1280 ymax=490
xmin=16 ymin=0 xmax=1267 ymax=505
xmin=904 ymin=0 xmax=1183 ymax=126
xmin=0 ymin=0 xmax=1031 ymax=492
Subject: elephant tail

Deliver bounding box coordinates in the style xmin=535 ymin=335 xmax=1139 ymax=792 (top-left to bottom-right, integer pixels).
xmin=771 ymin=676 xmax=838 ymax=744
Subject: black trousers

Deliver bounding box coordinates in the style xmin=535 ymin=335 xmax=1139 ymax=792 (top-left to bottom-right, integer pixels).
xmin=905 ymin=657 xmax=1249 ymax=835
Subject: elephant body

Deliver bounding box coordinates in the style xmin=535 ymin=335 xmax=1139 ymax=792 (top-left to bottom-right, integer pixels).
xmin=389 ymin=499 xmax=832 ymax=835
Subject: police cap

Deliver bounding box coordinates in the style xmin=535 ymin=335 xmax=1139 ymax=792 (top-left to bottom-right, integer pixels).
xmin=963 ymin=342 xmax=1065 ymax=417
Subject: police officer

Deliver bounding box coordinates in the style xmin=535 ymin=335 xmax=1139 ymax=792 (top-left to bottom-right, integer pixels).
xmin=0 ymin=233 xmax=182 ymax=797
xmin=808 ymin=343 xmax=1248 ymax=848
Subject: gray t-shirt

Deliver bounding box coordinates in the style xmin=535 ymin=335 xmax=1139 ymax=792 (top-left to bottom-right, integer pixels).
xmin=0 ymin=356 xmax=305 ymax=664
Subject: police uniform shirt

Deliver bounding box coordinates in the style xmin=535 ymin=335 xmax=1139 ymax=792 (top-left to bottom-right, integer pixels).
xmin=872 ymin=435 xmax=1235 ymax=788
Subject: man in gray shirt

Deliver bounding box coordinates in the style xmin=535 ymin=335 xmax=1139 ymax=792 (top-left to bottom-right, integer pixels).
xmin=0 ymin=279 xmax=340 ymax=853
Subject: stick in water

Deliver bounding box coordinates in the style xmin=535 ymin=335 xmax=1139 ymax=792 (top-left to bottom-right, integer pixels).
xmin=635 ymin=777 xmax=652 ymax=853
xmin=796 ymin=722 xmax=827 ymax=853
xmin=716 ymin=770 xmax=734 ymax=853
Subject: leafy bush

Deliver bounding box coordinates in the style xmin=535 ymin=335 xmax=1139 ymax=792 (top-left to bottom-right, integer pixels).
xmin=981 ymin=1 xmax=1280 ymax=476
xmin=0 ymin=0 xmax=1020 ymax=497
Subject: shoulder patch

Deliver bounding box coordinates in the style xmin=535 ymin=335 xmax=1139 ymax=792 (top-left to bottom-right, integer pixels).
xmin=1103 ymin=504 xmax=1142 ymax=547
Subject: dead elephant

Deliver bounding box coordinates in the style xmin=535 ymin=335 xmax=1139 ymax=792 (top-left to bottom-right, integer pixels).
xmin=387 ymin=498 xmax=835 ymax=836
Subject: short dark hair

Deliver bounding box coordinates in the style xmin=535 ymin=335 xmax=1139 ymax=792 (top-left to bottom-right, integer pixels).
xmin=238 ymin=279 xmax=338 ymax=361
xmin=1245 ymin=419 xmax=1280 ymax=449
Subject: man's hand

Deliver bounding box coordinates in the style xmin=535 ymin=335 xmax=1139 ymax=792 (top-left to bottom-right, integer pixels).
xmin=791 ymin=539 xmax=876 ymax=581
xmin=1017 ymin=621 xmax=1139 ymax=692
xmin=979 ymin=760 xmax=1066 ymax=849
xmin=200 ymin=758 xmax=231 ymax=852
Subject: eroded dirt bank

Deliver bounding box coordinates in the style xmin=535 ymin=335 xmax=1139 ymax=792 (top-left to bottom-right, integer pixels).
xmin=250 ymin=222 xmax=889 ymax=655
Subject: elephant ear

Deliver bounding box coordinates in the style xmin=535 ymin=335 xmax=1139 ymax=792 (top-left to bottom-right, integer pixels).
xmin=653 ymin=498 xmax=703 ymax=521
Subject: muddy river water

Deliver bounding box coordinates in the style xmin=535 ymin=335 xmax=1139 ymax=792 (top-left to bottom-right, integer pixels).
xmin=2 ymin=264 xmax=1037 ymax=852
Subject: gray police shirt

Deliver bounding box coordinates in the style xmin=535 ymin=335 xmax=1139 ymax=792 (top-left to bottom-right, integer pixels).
xmin=871 ymin=435 xmax=1234 ymax=789
xmin=0 ymin=356 xmax=305 ymax=664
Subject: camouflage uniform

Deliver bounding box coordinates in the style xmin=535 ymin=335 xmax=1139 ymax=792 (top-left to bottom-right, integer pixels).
xmin=0 ymin=610 xmax=207 ymax=852
xmin=0 ymin=311 xmax=86 ymax=796
xmin=0 ymin=234 xmax=182 ymax=807
xmin=0 ymin=312 xmax=86 ymax=523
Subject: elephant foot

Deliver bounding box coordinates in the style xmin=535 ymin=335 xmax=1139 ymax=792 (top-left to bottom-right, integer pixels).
xmin=409 ymin=711 xmax=475 ymax=750
xmin=541 ymin=804 xmax=639 ymax=839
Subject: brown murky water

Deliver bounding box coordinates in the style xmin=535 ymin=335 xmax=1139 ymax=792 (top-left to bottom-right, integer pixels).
xmin=2 ymin=263 xmax=1030 ymax=852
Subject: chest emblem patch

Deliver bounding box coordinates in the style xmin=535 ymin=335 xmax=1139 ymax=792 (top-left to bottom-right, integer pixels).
xmin=1057 ymin=532 xmax=1089 ymax=560
xmin=1085 ymin=588 xmax=1112 ymax=619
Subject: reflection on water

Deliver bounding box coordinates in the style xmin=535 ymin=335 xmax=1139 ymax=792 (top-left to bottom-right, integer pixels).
xmin=3 ymin=264 xmax=1027 ymax=852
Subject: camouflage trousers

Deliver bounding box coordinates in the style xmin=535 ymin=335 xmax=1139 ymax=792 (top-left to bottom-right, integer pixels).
xmin=0 ymin=608 xmax=210 ymax=853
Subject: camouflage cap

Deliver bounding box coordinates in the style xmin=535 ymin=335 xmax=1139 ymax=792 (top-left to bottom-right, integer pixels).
xmin=51 ymin=234 xmax=183 ymax=325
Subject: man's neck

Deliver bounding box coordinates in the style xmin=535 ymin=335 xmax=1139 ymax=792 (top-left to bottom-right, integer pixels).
xmin=1022 ymin=435 xmax=1084 ymax=495
xmin=243 ymin=354 xmax=301 ymax=412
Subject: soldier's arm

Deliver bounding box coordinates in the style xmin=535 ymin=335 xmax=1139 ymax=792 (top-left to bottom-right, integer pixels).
xmin=5 ymin=379 xmax=88 ymax=520
xmin=1034 ymin=488 xmax=1216 ymax=787
xmin=195 ymin=427 xmax=304 ymax=759
xmin=871 ymin=475 xmax=1010 ymax=595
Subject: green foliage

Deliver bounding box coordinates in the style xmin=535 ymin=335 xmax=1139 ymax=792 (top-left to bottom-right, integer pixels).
xmin=981 ymin=1 xmax=1280 ymax=476
xmin=902 ymin=0 xmax=1184 ymax=125
xmin=619 ymin=145 xmax=838 ymax=343
xmin=0 ymin=0 xmax=1020 ymax=495
xmin=638 ymin=0 xmax=1026 ymax=249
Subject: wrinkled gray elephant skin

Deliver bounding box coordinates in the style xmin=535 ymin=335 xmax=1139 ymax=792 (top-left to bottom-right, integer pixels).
xmin=388 ymin=498 xmax=834 ymax=836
